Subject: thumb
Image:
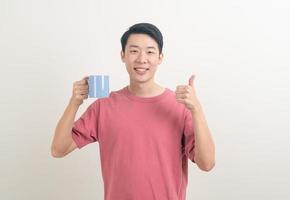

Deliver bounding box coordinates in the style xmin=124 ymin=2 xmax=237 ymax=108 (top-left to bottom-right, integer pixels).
xmin=82 ymin=76 xmax=89 ymax=84
xmin=188 ymin=75 xmax=195 ymax=86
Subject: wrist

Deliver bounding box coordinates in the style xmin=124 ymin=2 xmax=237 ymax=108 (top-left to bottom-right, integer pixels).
xmin=190 ymin=104 xmax=203 ymax=114
xmin=69 ymin=98 xmax=82 ymax=108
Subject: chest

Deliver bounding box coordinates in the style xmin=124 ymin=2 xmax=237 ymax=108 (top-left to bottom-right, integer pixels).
xmin=99 ymin=102 xmax=185 ymax=149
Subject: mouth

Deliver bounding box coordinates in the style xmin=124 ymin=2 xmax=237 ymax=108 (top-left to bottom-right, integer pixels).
xmin=134 ymin=67 xmax=149 ymax=72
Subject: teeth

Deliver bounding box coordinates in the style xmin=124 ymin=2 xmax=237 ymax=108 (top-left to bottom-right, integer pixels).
xmin=135 ymin=68 xmax=148 ymax=72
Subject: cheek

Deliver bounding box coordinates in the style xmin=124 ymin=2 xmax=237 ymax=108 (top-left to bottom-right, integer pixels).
xmin=150 ymin=59 xmax=160 ymax=68
xmin=124 ymin=58 xmax=135 ymax=67
xmin=125 ymin=64 xmax=133 ymax=71
xmin=128 ymin=57 xmax=138 ymax=64
xmin=151 ymin=56 xmax=161 ymax=64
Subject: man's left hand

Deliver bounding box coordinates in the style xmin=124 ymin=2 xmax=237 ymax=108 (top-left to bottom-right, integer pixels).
xmin=175 ymin=75 xmax=201 ymax=112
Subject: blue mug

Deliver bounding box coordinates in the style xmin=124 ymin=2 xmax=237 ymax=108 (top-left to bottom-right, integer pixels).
xmin=88 ymin=75 xmax=109 ymax=98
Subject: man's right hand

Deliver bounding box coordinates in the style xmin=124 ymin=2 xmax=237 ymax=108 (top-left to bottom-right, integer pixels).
xmin=70 ymin=76 xmax=89 ymax=106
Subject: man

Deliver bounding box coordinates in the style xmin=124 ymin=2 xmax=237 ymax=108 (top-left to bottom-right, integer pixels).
xmin=51 ymin=23 xmax=215 ymax=200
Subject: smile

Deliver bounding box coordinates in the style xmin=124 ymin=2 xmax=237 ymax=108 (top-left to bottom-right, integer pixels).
xmin=134 ymin=67 xmax=149 ymax=72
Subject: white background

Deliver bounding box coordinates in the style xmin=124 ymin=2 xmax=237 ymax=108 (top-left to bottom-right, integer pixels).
xmin=1 ymin=0 xmax=290 ymax=199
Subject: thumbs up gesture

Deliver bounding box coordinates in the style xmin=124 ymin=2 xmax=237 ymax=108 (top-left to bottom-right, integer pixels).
xmin=175 ymin=75 xmax=201 ymax=112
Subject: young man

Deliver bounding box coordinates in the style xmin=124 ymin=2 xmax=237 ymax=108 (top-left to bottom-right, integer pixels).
xmin=51 ymin=23 xmax=215 ymax=200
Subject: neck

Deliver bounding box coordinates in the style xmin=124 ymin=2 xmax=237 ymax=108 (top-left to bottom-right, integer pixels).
xmin=127 ymin=80 xmax=165 ymax=97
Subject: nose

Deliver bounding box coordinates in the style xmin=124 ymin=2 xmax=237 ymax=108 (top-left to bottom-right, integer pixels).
xmin=136 ymin=51 xmax=147 ymax=64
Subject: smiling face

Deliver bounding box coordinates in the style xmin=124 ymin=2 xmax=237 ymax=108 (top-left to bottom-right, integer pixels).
xmin=121 ymin=34 xmax=163 ymax=85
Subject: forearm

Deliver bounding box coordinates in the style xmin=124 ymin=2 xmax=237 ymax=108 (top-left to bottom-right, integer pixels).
xmin=191 ymin=106 xmax=215 ymax=171
xmin=51 ymin=99 xmax=80 ymax=154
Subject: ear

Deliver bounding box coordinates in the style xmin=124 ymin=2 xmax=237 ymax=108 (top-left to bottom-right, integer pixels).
xmin=120 ymin=50 xmax=125 ymax=62
xmin=158 ymin=53 xmax=164 ymax=65
xmin=120 ymin=50 xmax=125 ymax=63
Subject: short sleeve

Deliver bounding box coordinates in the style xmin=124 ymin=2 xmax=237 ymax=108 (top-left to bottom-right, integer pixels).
xmin=183 ymin=108 xmax=195 ymax=163
xmin=71 ymin=100 xmax=100 ymax=149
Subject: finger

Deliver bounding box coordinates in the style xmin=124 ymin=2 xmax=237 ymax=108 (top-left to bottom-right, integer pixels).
xmin=83 ymin=76 xmax=89 ymax=84
xmin=79 ymin=89 xmax=89 ymax=94
xmin=75 ymin=88 xmax=88 ymax=95
xmin=80 ymin=79 xmax=89 ymax=85
xmin=176 ymin=85 xmax=189 ymax=92
xmin=80 ymin=94 xmax=88 ymax=99
xmin=73 ymin=86 xmax=88 ymax=93
xmin=76 ymin=76 xmax=89 ymax=84
xmin=176 ymin=85 xmax=187 ymax=89
xmin=82 ymin=76 xmax=89 ymax=80
xmin=175 ymin=88 xmax=189 ymax=94
xmin=176 ymin=93 xmax=189 ymax=99
xmin=76 ymin=85 xmax=89 ymax=90
xmin=188 ymin=75 xmax=195 ymax=86
xmin=176 ymin=98 xmax=186 ymax=104
xmin=176 ymin=86 xmax=190 ymax=93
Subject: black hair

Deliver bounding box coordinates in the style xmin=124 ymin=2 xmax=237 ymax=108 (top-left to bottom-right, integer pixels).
xmin=120 ymin=23 xmax=163 ymax=54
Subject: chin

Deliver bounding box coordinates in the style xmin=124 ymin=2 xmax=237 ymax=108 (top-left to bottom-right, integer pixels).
xmin=130 ymin=76 xmax=150 ymax=84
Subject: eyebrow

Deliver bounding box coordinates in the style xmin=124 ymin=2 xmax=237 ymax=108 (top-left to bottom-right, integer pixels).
xmin=128 ymin=45 xmax=157 ymax=50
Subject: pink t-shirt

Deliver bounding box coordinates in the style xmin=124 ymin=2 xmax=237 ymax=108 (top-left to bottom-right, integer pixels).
xmin=72 ymin=86 xmax=195 ymax=200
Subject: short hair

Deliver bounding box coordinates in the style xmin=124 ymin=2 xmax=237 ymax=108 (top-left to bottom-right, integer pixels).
xmin=120 ymin=23 xmax=163 ymax=54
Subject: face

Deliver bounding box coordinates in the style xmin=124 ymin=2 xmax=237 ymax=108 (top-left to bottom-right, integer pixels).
xmin=121 ymin=34 xmax=163 ymax=84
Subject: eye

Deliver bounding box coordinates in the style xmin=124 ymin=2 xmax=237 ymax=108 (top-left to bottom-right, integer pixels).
xmin=130 ymin=50 xmax=138 ymax=53
xmin=148 ymin=51 xmax=155 ymax=54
